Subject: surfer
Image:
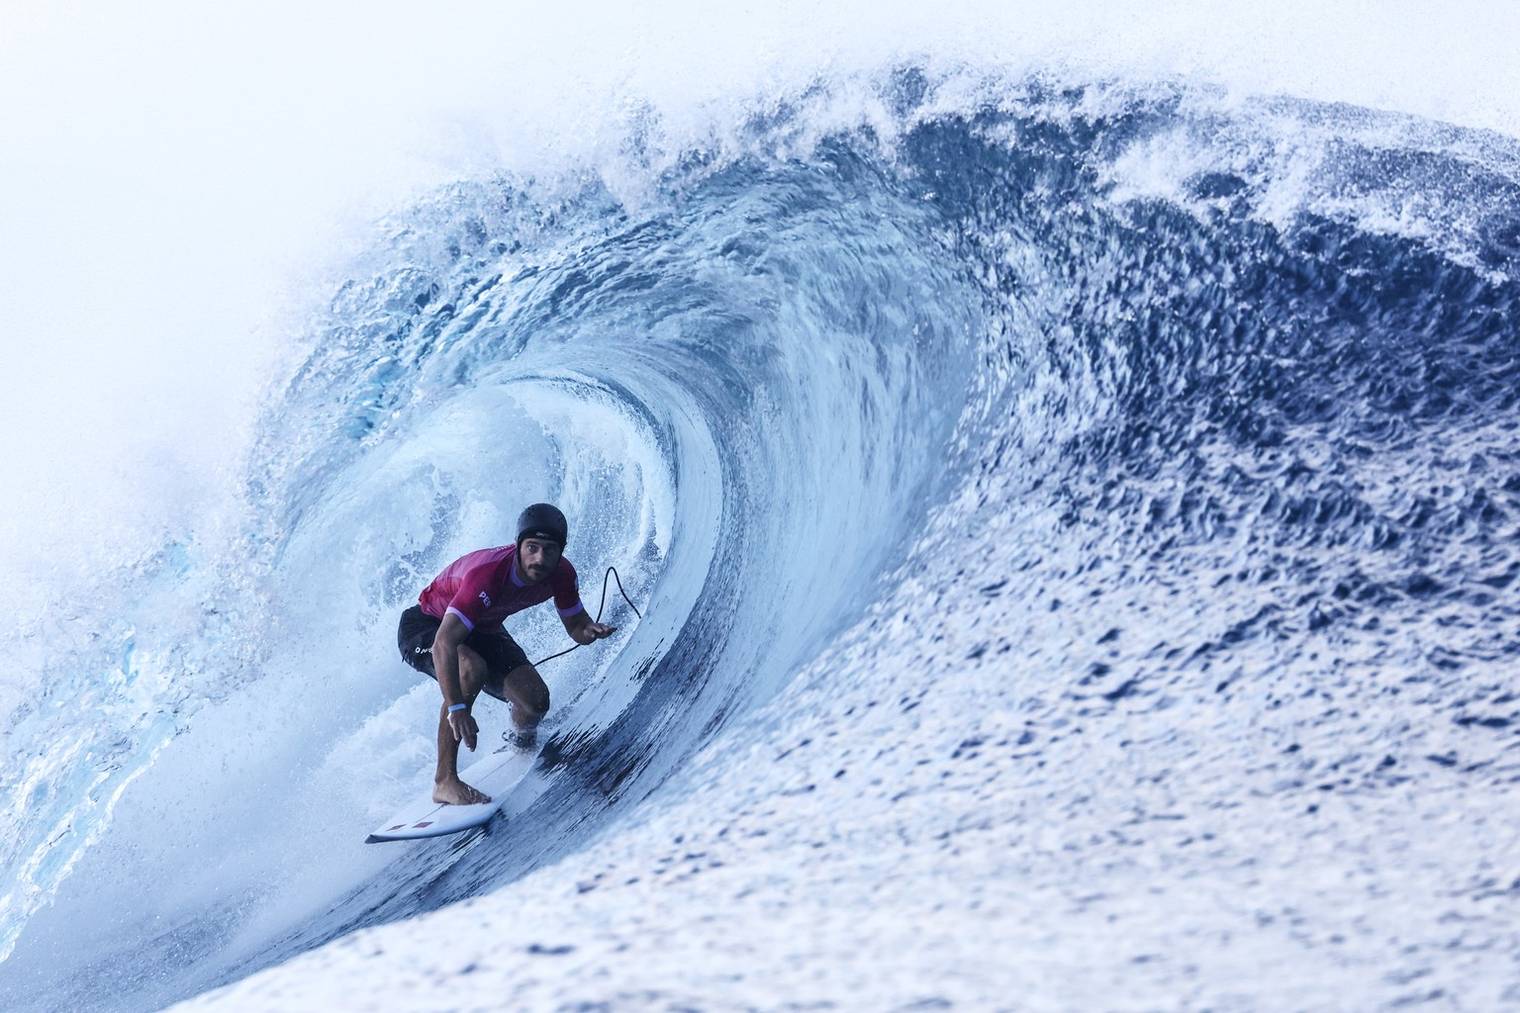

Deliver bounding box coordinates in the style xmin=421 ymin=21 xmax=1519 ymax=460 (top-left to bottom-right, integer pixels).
xmin=396 ymin=503 xmax=616 ymax=805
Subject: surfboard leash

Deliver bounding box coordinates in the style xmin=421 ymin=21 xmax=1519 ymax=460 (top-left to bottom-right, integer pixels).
xmin=530 ymin=565 xmax=642 ymax=668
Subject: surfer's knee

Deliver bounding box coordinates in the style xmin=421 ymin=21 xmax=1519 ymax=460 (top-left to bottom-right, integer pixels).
xmin=457 ymin=648 xmax=488 ymax=695
xmin=519 ymin=686 xmax=549 ymax=722
xmin=510 ymin=666 xmax=550 ymax=720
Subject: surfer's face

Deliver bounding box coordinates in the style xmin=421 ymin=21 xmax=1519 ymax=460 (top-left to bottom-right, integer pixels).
xmin=519 ymin=537 xmax=561 ymax=582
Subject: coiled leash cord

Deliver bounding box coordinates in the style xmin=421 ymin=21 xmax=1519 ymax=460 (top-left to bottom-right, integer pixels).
xmin=531 ymin=565 xmax=642 ymax=668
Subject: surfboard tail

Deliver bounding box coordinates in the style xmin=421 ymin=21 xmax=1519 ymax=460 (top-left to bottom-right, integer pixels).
xmin=364 ymin=747 xmax=538 ymax=843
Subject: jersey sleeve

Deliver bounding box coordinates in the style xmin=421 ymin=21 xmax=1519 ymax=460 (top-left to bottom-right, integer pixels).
xmin=443 ymin=563 xmax=496 ymax=631
xmin=553 ymin=558 xmax=585 ymax=620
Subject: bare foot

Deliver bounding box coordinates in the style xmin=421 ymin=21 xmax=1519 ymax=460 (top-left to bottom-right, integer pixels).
xmin=507 ymin=724 xmax=538 ymax=750
xmin=433 ymin=777 xmax=491 ymax=805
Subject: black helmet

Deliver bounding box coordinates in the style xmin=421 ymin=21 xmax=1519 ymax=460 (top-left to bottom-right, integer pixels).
xmin=516 ymin=502 xmax=568 ymax=549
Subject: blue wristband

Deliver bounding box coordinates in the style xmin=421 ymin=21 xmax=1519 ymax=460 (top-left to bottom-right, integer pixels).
xmin=448 ymin=703 xmax=468 ymax=714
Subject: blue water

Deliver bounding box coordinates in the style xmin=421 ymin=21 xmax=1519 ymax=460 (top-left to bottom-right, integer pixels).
xmin=2 ymin=69 xmax=1519 ymax=1009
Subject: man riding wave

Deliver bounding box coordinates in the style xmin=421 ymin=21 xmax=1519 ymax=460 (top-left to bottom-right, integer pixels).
xmin=396 ymin=503 xmax=615 ymax=805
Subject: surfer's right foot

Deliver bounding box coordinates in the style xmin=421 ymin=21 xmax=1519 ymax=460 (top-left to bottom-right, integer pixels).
xmin=433 ymin=778 xmax=491 ymax=805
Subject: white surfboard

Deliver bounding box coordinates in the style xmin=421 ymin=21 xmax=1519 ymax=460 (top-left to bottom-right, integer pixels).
xmin=366 ymin=744 xmax=538 ymax=843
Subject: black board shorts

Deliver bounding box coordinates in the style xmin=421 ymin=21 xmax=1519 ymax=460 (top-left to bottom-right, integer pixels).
xmin=396 ymin=604 xmax=529 ymax=704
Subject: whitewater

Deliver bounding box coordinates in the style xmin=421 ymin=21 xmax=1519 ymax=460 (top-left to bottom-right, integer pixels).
xmin=2 ymin=3 xmax=1519 ymax=1009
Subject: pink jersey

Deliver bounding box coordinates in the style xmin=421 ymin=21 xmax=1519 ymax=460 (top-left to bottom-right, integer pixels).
xmin=417 ymin=545 xmax=584 ymax=633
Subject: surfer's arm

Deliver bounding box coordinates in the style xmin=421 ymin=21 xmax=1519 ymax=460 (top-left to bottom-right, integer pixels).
xmin=564 ymin=610 xmax=615 ymax=645
xmin=431 ymin=612 xmax=471 ymax=706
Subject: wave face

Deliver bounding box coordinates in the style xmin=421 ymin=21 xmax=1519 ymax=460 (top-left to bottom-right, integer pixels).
xmin=3 ymin=69 xmax=1519 ymax=1008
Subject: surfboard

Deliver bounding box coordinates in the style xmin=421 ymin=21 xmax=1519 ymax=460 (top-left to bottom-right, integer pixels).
xmin=365 ymin=743 xmax=538 ymax=843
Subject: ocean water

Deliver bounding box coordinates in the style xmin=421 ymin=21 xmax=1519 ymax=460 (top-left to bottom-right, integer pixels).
xmin=2 ymin=10 xmax=1519 ymax=1010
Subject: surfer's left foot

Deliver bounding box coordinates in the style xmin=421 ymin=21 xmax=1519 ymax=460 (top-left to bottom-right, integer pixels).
xmin=433 ymin=777 xmax=491 ymax=805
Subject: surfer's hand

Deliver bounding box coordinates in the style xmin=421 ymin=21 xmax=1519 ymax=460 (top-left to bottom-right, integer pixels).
xmin=568 ymin=617 xmax=617 ymax=645
xmin=447 ymin=708 xmax=479 ymax=751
